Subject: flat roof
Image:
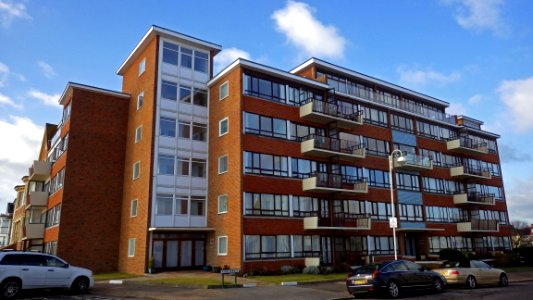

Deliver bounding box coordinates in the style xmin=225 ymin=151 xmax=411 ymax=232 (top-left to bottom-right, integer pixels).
xmin=117 ymin=25 xmax=222 ymax=75
xmin=291 ymin=58 xmax=450 ymax=108
xmin=208 ymin=58 xmax=330 ymax=89
xmin=58 ymin=82 xmax=130 ymax=105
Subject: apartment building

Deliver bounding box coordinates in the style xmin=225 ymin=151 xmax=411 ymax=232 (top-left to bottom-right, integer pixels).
xmin=207 ymin=58 xmax=511 ymax=272
xmin=116 ymin=26 xmax=221 ymax=274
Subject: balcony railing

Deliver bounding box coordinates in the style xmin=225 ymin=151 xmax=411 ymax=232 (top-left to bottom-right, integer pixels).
xmin=453 ymin=192 xmax=496 ymax=206
xmin=28 ymin=160 xmax=52 ymax=181
xmin=450 ymin=165 xmax=491 ymax=180
xmin=300 ymin=134 xmax=365 ymax=161
xmin=302 ymin=172 xmax=368 ymax=195
xmin=447 ymin=136 xmax=489 ymax=155
xmin=23 ymin=223 xmax=45 ymax=239
xmin=304 ymin=213 xmax=371 ymax=230
xmin=26 ymin=191 xmax=49 ymax=207
xmin=457 ymin=219 xmax=499 ymax=232
xmin=299 ymin=98 xmax=363 ymax=128
xmin=394 ymin=152 xmax=433 ymax=171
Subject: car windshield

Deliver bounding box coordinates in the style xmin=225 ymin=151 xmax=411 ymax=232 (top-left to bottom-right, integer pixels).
xmin=352 ymin=264 xmax=380 ymax=275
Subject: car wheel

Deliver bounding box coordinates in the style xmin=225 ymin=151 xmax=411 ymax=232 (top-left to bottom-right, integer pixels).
xmin=433 ymin=277 xmax=444 ymax=293
xmin=71 ymin=277 xmax=89 ymax=294
xmin=1 ymin=278 xmax=21 ymax=299
xmin=466 ymin=275 xmax=477 ymax=289
xmin=387 ymin=280 xmax=400 ymax=299
xmin=499 ymin=273 xmax=509 ymax=287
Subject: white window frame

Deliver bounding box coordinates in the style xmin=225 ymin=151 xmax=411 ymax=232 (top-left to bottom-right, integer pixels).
xmin=133 ymin=161 xmax=140 ymax=180
xmin=130 ymin=199 xmax=138 ymax=217
xmin=138 ymin=58 xmax=146 ymax=76
xmin=219 ymin=117 xmax=229 ymax=136
xmin=218 ymin=194 xmax=228 ymax=214
xmin=218 ymin=155 xmax=228 ymax=174
xmin=137 ymin=91 xmax=144 ymax=110
xmin=135 ymin=125 xmax=142 ymax=143
xmin=218 ymin=236 xmax=228 ymax=256
xmin=219 ymin=81 xmax=229 ymax=100
xmin=128 ymin=238 xmax=136 ymax=257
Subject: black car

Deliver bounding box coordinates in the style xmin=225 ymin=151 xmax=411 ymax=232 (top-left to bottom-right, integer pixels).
xmin=346 ymin=260 xmax=446 ymax=298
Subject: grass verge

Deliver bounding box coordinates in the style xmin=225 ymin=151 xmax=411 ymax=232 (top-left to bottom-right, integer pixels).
xmin=140 ymin=277 xmax=223 ymax=286
xmin=94 ymin=272 xmax=141 ymax=281
xmin=249 ymin=273 xmax=346 ymax=285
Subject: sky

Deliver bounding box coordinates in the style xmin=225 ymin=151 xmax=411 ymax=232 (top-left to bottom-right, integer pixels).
xmin=0 ymin=0 xmax=532 ymax=224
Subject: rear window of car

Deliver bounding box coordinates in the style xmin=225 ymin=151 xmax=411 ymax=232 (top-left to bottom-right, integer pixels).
xmin=0 ymin=254 xmax=24 ymax=265
xmin=353 ymin=264 xmax=380 ymax=275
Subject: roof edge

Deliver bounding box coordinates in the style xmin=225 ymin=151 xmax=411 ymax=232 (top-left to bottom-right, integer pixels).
xmin=58 ymin=82 xmax=130 ymax=105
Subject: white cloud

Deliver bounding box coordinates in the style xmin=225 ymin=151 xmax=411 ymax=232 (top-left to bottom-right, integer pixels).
xmin=37 ymin=61 xmax=56 ymax=78
xmin=272 ymin=0 xmax=346 ymax=59
xmin=0 ymin=116 xmax=42 ymax=209
xmin=397 ymin=66 xmax=461 ymax=88
xmin=0 ymin=0 xmax=31 ymax=27
xmin=447 ymin=102 xmax=467 ymax=116
xmin=467 ymin=94 xmax=483 ymax=105
xmin=213 ymin=48 xmax=251 ymax=75
xmin=27 ymin=89 xmax=61 ymax=107
xmin=0 ymin=92 xmax=22 ymax=109
xmin=506 ymin=176 xmax=533 ymax=224
xmin=497 ymin=76 xmax=533 ymax=133
xmin=443 ymin=0 xmax=508 ymax=36
xmin=0 ymin=62 xmax=8 ymax=87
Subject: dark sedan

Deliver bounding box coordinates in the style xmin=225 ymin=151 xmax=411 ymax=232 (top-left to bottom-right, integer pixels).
xmin=346 ymin=260 xmax=446 ymax=298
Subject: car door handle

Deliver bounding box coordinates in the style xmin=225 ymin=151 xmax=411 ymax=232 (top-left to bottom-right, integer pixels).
xmin=21 ymin=268 xmax=29 ymax=271
xmin=48 ymin=269 xmax=55 ymax=272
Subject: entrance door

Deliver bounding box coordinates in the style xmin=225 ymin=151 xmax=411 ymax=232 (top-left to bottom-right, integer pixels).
xmin=194 ymin=240 xmax=205 ymax=266
xmin=321 ymin=237 xmax=332 ymax=264
xmin=405 ymin=236 xmax=417 ymax=257
xmin=166 ymin=241 xmax=178 ymax=268
xmin=153 ymin=241 xmax=164 ymax=269
xmin=180 ymin=240 xmax=193 ymax=267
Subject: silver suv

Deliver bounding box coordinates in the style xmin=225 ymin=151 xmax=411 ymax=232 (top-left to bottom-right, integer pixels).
xmin=0 ymin=251 xmax=93 ymax=299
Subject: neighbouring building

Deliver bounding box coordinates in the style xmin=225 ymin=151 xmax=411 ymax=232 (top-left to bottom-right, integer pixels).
xmin=6 ymin=26 xmax=511 ymax=274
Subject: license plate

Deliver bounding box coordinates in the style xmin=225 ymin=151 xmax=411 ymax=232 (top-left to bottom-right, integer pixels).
xmin=353 ymin=279 xmax=367 ymax=284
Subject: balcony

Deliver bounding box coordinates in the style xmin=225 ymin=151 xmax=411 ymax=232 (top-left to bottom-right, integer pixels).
xmin=300 ymin=134 xmax=365 ymax=161
xmin=457 ymin=219 xmax=499 ymax=232
xmin=299 ymin=99 xmax=363 ymax=128
xmin=450 ymin=165 xmax=491 ymax=180
xmin=23 ymin=223 xmax=45 ymax=239
xmin=304 ymin=213 xmax=371 ymax=230
xmin=302 ymin=172 xmax=368 ymax=195
xmin=453 ymin=192 xmax=495 ymax=206
xmin=28 ymin=160 xmax=52 ymax=181
xmin=394 ymin=152 xmax=433 ymax=171
xmin=26 ymin=191 xmax=49 ymax=207
xmin=447 ymin=137 xmax=488 ymax=155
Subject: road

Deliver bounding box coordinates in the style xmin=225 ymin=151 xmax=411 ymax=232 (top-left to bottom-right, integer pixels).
xmin=15 ymin=281 xmax=533 ymax=299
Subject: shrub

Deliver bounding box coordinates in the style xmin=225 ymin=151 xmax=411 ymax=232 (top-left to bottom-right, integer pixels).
xmin=334 ymin=262 xmax=352 ymax=273
xmin=439 ymin=248 xmax=467 ymax=262
xmin=319 ymin=266 xmax=334 ymax=275
xmin=302 ymin=266 xmax=320 ymax=275
xmin=280 ymin=265 xmax=297 ymax=274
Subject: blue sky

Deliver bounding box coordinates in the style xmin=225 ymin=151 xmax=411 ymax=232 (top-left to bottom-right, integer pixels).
xmin=1 ymin=0 xmax=532 ymax=224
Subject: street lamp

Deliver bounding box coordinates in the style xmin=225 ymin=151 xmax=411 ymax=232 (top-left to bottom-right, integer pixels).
xmin=388 ymin=149 xmax=406 ymax=261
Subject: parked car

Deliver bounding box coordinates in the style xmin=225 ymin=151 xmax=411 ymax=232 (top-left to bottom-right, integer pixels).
xmin=0 ymin=251 xmax=94 ymax=299
xmin=432 ymin=260 xmax=508 ymax=288
xmin=346 ymin=260 xmax=446 ymax=298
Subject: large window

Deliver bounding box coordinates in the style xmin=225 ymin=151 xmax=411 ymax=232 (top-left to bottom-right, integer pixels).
xmin=156 ymin=194 xmax=173 ymax=215
xmin=193 ymin=88 xmax=208 ymax=106
xmin=181 ymin=47 xmax=192 ymax=68
xmin=191 ymin=159 xmax=206 ymax=178
xmin=291 ymin=158 xmax=326 ymax=179
xmin=192 ymin=123 xmax=207 ymax=141
xmin=426 ymin=206 xmax=467 ymax=223
xmin=292 ymin=196 xmax=320 ymax=217
xmin=45 ymin=204 xmax=61 ymax=227
xmin=194 ymin=51 xmax=208 ymax=73
xmin=243 ymin=73 xmax=321 ymax=106
xmin=365 ymin=169 xmax=390 ymax=188
xmin=244 ymin=151 xmax=289 ymax=177
xmin=396 ymin=173 xmax=420 ymax=191
xmin=399 ymin=204 xmax=423 ymax=221
xmin=158 ymin=155 xmax=175 ymax=175
xmin=245 ymin=235 xmax=290 ymax=259
xmin=429 ymin=236 xmax=472 ymax=254
xmin=422 ymin=177 xmax=446 ymax=194
xmin=162 ymin=41 xmax=179 ymax=65
xmin=177 ymin=157 xmax=190 ymax=176
xmin=390 ymin=114 xmax=414 ymax=133
xmin=290 ymin=122 xmax=325 ymax=140
xmin=179 ymin=85 xmax=191 ymax=103
xmin=293 ymin=235 xmax=320 ymax=257
xmin=244 ymin=112 xmax=287 ymax=139
xmin=244 ymin=193 xmax=289 ymax=216
xmin=362 ymin=106 xmax=388 ymax=127
xmin=178 ymin=121 xmax=190 ymax=139
xmin=420 ymin=149 xmax=442 ymax=167
xmin=368 ymin=236 xmax=395 ymax=255
xmin=363 ymin=137 xmax=390 ymax=157
xmin=190 ymin=196 xmax=205 ymax=216
xmin=161 ymin=80 xmax=177 ymax=100
xmin=160 ymin=117 xmax=176 ymax=137
xmin=369 ymin=202 xmax=392 ymax=220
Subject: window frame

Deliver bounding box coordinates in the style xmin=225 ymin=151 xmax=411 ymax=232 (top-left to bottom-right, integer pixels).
xmin=218 ymin=155 xmax=228 ymax=174
xmin=219 ymin=117 xmax=229 ymax=136
xmin=130 ymin=199 xmax=138 ymax=217
xmin=219 ymin=81 xmax=229 ymax=100
xmin=132 ymin=161 xmax=140 ymax=180
xmin=138 ymin=58 xmax=146 ymax=76
xmin=135 ymin=125 xmax=142 ymax=144
xmin=128 ymin=238 xmax=136 ymax=257
xmin=218 ymin=194 xmax=228 ymax=214
xmin=137 ymin=91 xmax=144 ymax=110
xmin=218 ymin=236 xmax=228 ymax=256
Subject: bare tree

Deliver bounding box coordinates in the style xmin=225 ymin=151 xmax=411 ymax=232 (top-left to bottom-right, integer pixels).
xmin=511 ymin=220 xmax=532 ymax=248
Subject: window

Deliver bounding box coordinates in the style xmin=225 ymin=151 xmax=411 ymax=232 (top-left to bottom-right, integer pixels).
xmin=399 ymin=204 xmax=423 ymax=221
xmin=390 ymin=114 xmax=414 ymax=133
xmin=130 ymin=199 xmax=138 ymax=217
xmin=420 ymin=149 xmax=442 ymax=167
xmin=49 ymin=169 xmax=65 ymax=194
xmin=289 ymin=122 xmax=325 ymax=140
xmin=175 ymin=195 xmax=188 ymax=215
xmin=219 ymin=82 xmax=229 ymax=100
xmin=62 ymin=102 xmax=71 ymax=123
xmin=137 ymin=92 xmax=144 ymax=110
xmin=156 ymin=194 xmax=173 ymax=215
xmin=245 ymin=235 xmax=290 ymax=259
xmin=177 ymin=157 xmax=190 ymax=176
xmin=244 ymin=112 xmax=287 ymax=139
xmin=218 ymin=195 xmax=228 ymax=214
xmin=244 ymin=193 xmax=289 ymax=216
xmin=178 ymin=121 xmax=190 ymax=139
xmin=138 ymin=58 xmax=146 ymax=76
xmin=244 ymin=151 xmax=289 ymax=177
xmin=162 ymin=41 xmax=179 ymax=65
xmin=363 ymin=137 xmax=390 ymax=157
xmin=135 ymin=126 xmax=142 ymax=143
xmin=194 ymin=51 xmax=208 ymax=73
xmin=191 ymin=159 xmax=206 ymax=177
xmin=158 ymin=155 xmax=174 ymax=175
xmin=179 ymin=85 xmax=191 ymax=103
xmin=422 ymin=177 xmax=446 ymax=194
xmin=219 ymin=118 xmax=229 ymax=136
xmin=368 ymin=236 xmax=395 ymax=255
xmin=160 ymin=117 xmax=176 ymax=137
xmin=365 ymin=169 xmax=390 ymax=188
xmin=293 ymin=235 xmax=321 ymax=257
xmin=370 ymin=202 xmax=392 ymax=220
xmin=180 ymin=47 xmax=192 ymax=68
xmin=128 ymin=238 xmax=135 ymax=257
xmin=218 ymin=155 xmax=228 ymax=174
xmin=192 ymin=123 xmax=207 ymax=141
xmin=291 ymin=158 xmax=326 ymax=179
xmin=218 ymin=236 xmax=228 ymax=256
xmin=193 ymin=88 xmax=207 ymax=106
xmin=362 ymin=106 xmax=388 ymax=127
xmin=395 ymin=173 xmax=420 ymax=191
xmin=161 ymin=80 xmax=177 ymax=100
xmin=426 ymin=206 xmax=467 ymax=223
xmin=45 ymin=205 xmax=61 ymax=227
xmin=292 ymin=196 xmax=320 ymax=217
xmin=133 ymin=161 xmax=140 ymax=179
xmin=191 ymin=196 xmax=205 ymax=216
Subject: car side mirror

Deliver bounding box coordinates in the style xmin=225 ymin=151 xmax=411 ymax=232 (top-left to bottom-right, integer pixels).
xmin=63 ymin=263 xmax=69 ymax=268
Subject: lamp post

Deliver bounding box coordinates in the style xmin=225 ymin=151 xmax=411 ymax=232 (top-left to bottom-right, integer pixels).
xmin=388 ymin=149 xmax=406 ymax=261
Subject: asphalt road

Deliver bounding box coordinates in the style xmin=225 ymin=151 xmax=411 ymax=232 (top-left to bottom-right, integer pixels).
xmin=15 ymin=280 xmax=533 ymax=300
